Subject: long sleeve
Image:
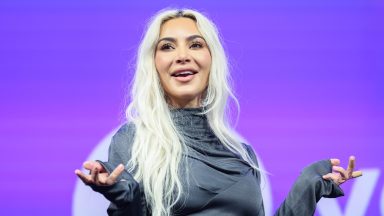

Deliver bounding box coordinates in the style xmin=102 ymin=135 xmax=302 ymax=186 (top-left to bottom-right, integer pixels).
xmin=89 ymin=123 xmax=147 ymax=216
xmin=243 ymin=144 xmax=265 ymax=215
xmin=274 ymin=160 xmax=344 ymax=216
xmin=244 ymin=144 xmax=344 ymax=216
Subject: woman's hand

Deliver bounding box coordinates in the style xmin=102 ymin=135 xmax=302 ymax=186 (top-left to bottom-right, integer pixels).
xmin=322 ymin=156 xmax=363 ymax=185
xmin=75 ymin=161 xmax=125 ymax=186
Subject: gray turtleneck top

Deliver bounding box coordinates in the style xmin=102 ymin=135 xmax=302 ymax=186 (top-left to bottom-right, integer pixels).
xmin=91 ymin=108 xmax=344 ymax=216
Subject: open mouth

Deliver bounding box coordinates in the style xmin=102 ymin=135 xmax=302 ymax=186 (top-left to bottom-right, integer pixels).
xmin=171 ymin=70 xmax=198 ymax=77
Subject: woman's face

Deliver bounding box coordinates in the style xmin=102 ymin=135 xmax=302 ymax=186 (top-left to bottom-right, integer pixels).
xmin=155 ymin=17 xmax=211 ymax=108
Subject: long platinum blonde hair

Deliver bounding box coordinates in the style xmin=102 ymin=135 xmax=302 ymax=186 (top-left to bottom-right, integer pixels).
xmin=126 ymin=8 xmax=258 ymax=216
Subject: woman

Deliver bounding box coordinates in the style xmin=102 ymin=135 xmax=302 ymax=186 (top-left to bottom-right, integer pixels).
xmin=75 ymin=9 xmax=362 ymax=216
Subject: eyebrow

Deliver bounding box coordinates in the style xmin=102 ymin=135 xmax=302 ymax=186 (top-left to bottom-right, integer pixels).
xmin=157 ymin=35 xmax=205 ymax=44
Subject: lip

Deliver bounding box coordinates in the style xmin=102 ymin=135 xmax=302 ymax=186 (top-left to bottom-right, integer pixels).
xmin=171 ymin=68 xmax=198 ymax=77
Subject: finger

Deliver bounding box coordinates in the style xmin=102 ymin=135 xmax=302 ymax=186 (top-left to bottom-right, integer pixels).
xmin=322 ymin=173 xmax=334 ymax=181
xmin=83 ymin=161 xmax=104 ymax=172
xmin=94 ymin=162 xmax=106 ymax=172
xmin=91 ymin=166 xmax=99 ymax=182
xmin=330 ymin=158 xmax=340 ymax=166
xmin=323 ymin=173 xmax=343 ymax=185
xmin=106 ymin=164 xmax=125 ymax=185
xmin=352 ymin=170 xmax=363 ymax=178
xmin=97 ymin=173 xmax=109 ymax=184
xmin=333 ymin=166 xmax=348 ymax=179
xmin=94 ymin=168 xmax=101 ymax=184
xmin=75 ymin=169 xmax=93 ymax=185
xmin=346 ymin=156 xmax=356 ymax=176
xmin=83 ymin=161 xmax=95 ymax=170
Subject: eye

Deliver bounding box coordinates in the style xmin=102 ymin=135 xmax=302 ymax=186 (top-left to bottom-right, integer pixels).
xmin=160 ymin=43 xmax=174 ymax=50
xmin=160 ymin=43 xmax=173 ymax=50
xmin=190 ymin=41 xmax=203 ymax=49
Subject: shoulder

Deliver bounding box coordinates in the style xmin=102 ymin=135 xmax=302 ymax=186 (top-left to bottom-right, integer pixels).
xmin=115 ymin=122 xmax=136 ymax=136
xmin=108 ymin=122 xmax=136 ymax=163
xmin=241 ymin=143 xmax=254 ymax=157
xmin=242 ymin=143 xmax=259 ymax=167
xmin=242 ymin=143 xmax=253 ymax=153
xmin=112 ymin=122 xmax=136 ymax=142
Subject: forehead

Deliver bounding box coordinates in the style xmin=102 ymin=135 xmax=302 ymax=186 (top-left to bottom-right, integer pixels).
xmin=159 ymin=17 xmax=201 ymax=37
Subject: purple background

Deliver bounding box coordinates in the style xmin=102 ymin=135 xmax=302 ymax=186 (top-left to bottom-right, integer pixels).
xmin=1 ymin=0 xmax=383 ymax=215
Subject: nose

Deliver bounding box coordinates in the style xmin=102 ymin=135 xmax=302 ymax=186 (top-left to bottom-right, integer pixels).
xmin=175 ymin=47 xmax=191 ymax=64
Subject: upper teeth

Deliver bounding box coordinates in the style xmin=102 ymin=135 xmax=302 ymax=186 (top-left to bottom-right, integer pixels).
xmin=174 ymin=71 xmax=194 ymax=76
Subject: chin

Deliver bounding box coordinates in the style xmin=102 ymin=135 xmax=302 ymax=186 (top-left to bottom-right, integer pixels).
xmin=169 ymin=91 xmax=202 ymax=104
xmin=174 ymin=86 xmax=202 ymax=96
xmin=176 ymin=92 xmax=200 ymax=100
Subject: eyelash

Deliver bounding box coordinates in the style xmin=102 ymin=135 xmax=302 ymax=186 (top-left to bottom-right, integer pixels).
xmin=159 ymin=41 xmax=204 ymax=50
xmin=190 ymin=42 xmax=203 ymax=49
xmin=160 ymin=43 xmax=174 ymax=50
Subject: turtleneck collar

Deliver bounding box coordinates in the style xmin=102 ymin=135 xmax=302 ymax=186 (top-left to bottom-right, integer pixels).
xmin=169 ymin=107 xmax=241 ymax=158
xmin=170 ymin=107 xmax=207 ymax=126
xmin=169 ymin=107 xmax=219 ymax=144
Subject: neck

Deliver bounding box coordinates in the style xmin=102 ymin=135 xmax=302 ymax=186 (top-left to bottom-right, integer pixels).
xmin=167 ymin=97 xmax=202 ymax=108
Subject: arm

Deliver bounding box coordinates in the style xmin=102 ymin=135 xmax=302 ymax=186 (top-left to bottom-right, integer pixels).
xmin=275 ymin=156 xmax=362 ymax=216
xmin=91 ymin=161 xmax=143 ymax=215
xmin=243 ymin=144 xmax=361 ymax=216
xmin=76 ymin=123 xmax=146 ymax=216
xmin=274 ymin=160 xmax=344 ymax=216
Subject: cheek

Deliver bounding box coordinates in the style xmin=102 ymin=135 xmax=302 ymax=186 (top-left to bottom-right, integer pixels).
xmin=196 ymin=53 xmax=211 ymax=86
xmin=197 ymin=51 xmax=212 ymax=70
xmin=155 ymin=54 xmax=173 ymax=73
xmin=154 ymin=55 xmax=164 ymax=72
xmin=155 ymin=55 xmax=172 ymax=92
